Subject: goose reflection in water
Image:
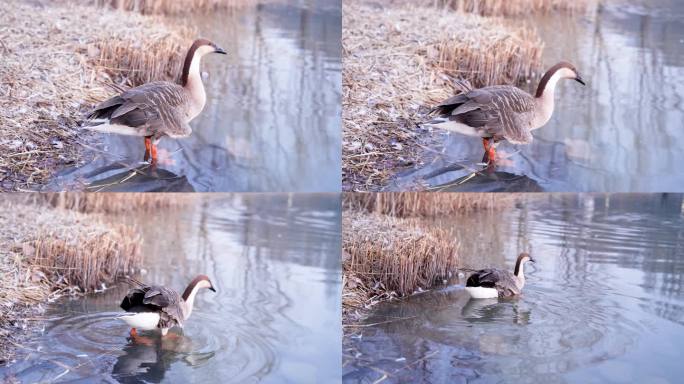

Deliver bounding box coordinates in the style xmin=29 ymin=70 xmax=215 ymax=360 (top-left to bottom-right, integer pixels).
xmin=112 ymin=332 xmax=215 ymax=383
xmin=82 ymin=163 xmax=195 ymax=192
xmin=461 ymin=297 xmax=531 ymax=326
xmin=417 ymin=164 xmax=543 ymax=192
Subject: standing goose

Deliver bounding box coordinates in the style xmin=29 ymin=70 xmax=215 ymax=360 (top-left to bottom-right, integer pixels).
xmin=465 ymin=253 xmax=535 ymax=299
xmin=84 ymin=38 xmax=227 ymax=164
xmin=118 ymin=275 xmax=216 ymax=336
xmin=425 ymin=62 xmax=585 ymax=164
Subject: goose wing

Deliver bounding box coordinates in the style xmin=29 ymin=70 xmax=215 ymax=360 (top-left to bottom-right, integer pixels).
xmin=432 ymin=86 xmax=535 ymax=144
xmin=120 ymin=283 xmax=184 ymax=328
xmin=87 ymin=81 xmax=192 ymax=138
xmin=466 ymin=268 xmax=519 ymax=297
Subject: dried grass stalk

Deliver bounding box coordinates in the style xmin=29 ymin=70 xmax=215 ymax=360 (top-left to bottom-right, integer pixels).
xmin=416 ymin=0 xmax=592 ymax=17
xmin=344 ymin=192 xmax=513 ymax=217
xmin=342 ymin=1 xmax=544 ymax=190
xmin=342 ymin=211 xmax=459 ymax=320
xmin=34 ymin=192 xmax=193 ymax=214
xmin=93 ymin=30 xmax=193 ymax=86
xmin=29 ymin=224 xmax=141 ymax=292
xmin=93 ymin=0 xmax=259 ymax=14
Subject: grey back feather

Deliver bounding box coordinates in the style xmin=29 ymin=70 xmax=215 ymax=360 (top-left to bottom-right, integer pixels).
xmin=467 ymin=268 xmax=521 ymax=297
xmin=87 ymin=81 xmax=192 ymax=139
xmin=120 ymin=281 xmax=185 ymax=328
xmin=431 ymin=85 xmax=535 ymax=144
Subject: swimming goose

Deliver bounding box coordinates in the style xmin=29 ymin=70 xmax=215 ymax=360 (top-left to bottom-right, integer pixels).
xmin=425 ymin=62 xmax=585 ymax=164
xmin=118 ymin=275 xmax=216 ymax=336
xmin=85 ymin=38 xmax=227 ymax=164
xmin=465 ymin=253 xmax=535 ymax=299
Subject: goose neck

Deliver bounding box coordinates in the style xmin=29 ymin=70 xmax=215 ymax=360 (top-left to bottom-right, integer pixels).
xmin=181 ymin=48 xmax=207 ymax=114
xmin=181 ymin=283 xmax=202 ymax=320
xmin=515 ymin=265 xmax=526 ymax=289
xmin=533 ymin=81 xmax=557 ymax=129
xmin=185 ymin=57 xmax=206 ymax=96
xmin=514 ymin=259 xmax=525 ymax=279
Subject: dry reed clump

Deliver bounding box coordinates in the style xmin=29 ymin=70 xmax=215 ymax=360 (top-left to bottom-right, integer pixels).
xmin=342 ymin=211 xmax=459 ymax=321
xmin=0 ymin=201 xmax=142 ymax=363
xmin=412 ymin=0 xmax=592 ymax=17
xmin=29 ymin=225 xmax=141 ymax=292
xmin=0 ymin=0 xmax=192 ymax=191
xmin=344 ymin=192 xmax=515 ymax=217
xmin=93 ymin=0 xmax=259 ymax=14
xmin=33 ymin=192 xmax=195 ymax=214
xmin=342 ymin=1 xmax=544 ymax=191
xmin=93 ymin=27 xmax=194 ymax=87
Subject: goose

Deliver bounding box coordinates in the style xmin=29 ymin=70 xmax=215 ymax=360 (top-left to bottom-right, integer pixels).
xmin=464 ymin=253 xmax=535 ymax=299
xmin=425 ymin=62 xmax=585 ymax=164
xmin=118 ymin=274 xmax=216 ymax=336
xmin=84 ymin=38 xmax=227 ymax=164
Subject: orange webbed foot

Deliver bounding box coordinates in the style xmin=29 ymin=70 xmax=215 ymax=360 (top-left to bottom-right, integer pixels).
xmin=481 ymin=138 xmax=498 ymax=166
xmin=144 ymin=137 xmax=152 ymax=162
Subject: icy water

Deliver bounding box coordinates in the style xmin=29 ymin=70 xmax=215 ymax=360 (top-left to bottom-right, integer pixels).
xmin=393 ymin=0 xmax=684 ymax=192
xmin=1 ymin=194 xmax=341 ymax=383
xmin=343 ymin=194 xmax=684 ymax=383
xmin=50 ymin=0 xmax=341 ymax=192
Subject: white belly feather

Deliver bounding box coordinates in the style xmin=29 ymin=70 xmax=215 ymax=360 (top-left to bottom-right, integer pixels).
xmin=465 ymin=286 xmax=499 ymax=299
xmin=118 ymin=312 xmax=160 ymax=330
xmin=423 ymin=118 xmax=482 ymax=137
xmin=84 ymin=119 xmax=146 ymax=137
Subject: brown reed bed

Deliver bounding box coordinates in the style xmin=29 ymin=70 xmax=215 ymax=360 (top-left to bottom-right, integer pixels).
xmin=394 ymin=0 xmax=593 ymax=17
xmin=342 ymin=1 xmax=544 ymax=191
xmin=92 ymin=25 xmax=193 ymax=87
xmin=0 ymin=200 xmax=142 ymax=364
xmin=0 ymin=0 xmax=192 ymax=191
xmin=344 ymin=192 xmax=516 ymax=217
xmin=93 ymin=0 xmax=259 ymax=15
xmin=342 ymin=211 xmax=459 ymax=322
xmin=33 ymin=192 xmax=196 ymax=214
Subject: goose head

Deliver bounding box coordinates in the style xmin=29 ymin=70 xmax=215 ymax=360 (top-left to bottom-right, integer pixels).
xmin=193 ymin=274 xmax=217 ymax=293
xmin=517 ymin=253 xmax=536 ymax=265
xmin=181 ymin=274 xmax=216 ymax=302
xmin=191 ymin=38 xmax=228 ymax=57
xmin=553 ymin=61 xmax=585 ymax=85
xmin=181 ymin=38 xmax=227 ymax=87
xmin=535 ymin=61 xmax=585 ymax=98
xmin=514 ymin=253 xmax=535 ymax=279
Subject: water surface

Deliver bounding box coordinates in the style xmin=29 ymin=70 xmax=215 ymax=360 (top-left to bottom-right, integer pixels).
xmin=1 ymin=194 xmax=341 ymax=383
xmin=393 ymin=0 xmax=684 ymax=192
xmin=50 ymin=0 xmax=341 ymax=192
xmin=344 ymin=194 xmax=684 ymax=383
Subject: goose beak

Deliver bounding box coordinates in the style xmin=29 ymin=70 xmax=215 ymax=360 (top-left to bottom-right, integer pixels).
xmin=209 ymin=286 xmax=216 ymax=292
xmin=575 ymin=75 xmax=585 ymax=86
xmin=214 ymin=46 xmax=227 ymax=55
xmin=530 ymin=257 xmax=536 ymax=263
